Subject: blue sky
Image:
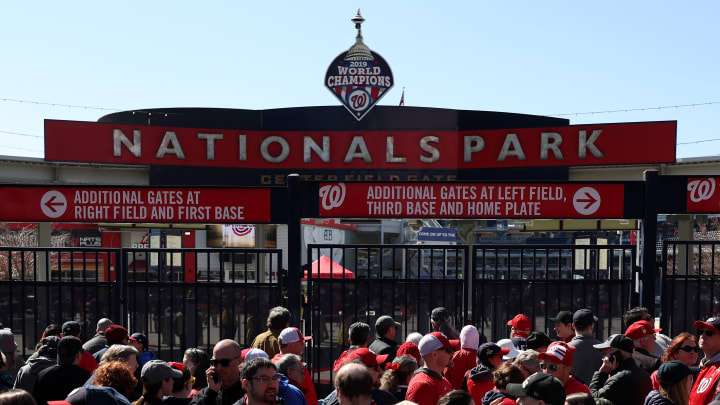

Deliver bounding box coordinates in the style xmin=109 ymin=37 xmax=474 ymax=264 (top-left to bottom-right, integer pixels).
xmin=1 ymin=2 xmax=718 ymax=159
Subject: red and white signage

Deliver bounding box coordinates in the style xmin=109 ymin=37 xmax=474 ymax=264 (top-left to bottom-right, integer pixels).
xmin=318 ymin=182 xmax=625 ymax=219
xmin=687 ymin=178 xmax=720 ymax=213
xmin=0 ymin=187 xmax=271 ymax=223
xmin=45 ymin=120 xmax=676 ymax=169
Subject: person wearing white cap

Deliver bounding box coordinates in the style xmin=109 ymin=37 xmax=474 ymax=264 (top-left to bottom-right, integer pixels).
xmin=406 ymin=332 xmax=454 ymax=405
xmin=272 ymin=327 xmax=316 ymax=405
xmin=497 ymin=338 xmax=522 ymax=360
xmin=444 ymin=325 xmax=480 ymax=390
xmin=137 ymin=359 xmax=183 ymax=404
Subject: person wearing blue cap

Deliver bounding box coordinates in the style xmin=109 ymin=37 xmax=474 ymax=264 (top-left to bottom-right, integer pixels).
xmin=645 ymin=360 xmax=700 ymax=405
xmin=567 ymin=309 xmax=602 ymax=386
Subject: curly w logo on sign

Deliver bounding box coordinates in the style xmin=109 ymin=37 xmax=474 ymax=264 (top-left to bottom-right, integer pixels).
xmin=325 ymin=10 xmax=393 ymax=121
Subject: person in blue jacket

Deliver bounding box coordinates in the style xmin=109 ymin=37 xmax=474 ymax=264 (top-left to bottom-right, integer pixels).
xmin=129 ymin=333 xmax=156 ymax=367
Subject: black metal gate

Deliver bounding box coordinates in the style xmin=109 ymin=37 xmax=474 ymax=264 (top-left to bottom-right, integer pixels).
xmin=471 ymin=244 xmax=638 ymax=342
xmin=661 ymin=240 xmax=720 ymax=337
xmin=0 ymin=246 xmax=283 ymax=360
xmin=306 ymin=243 xmax=469 ymax=396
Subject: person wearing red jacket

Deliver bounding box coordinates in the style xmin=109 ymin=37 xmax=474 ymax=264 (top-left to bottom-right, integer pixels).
xmin=271 ymin=327 xmax=316 ymax=405
xmin=463 ymin=342 xmax=509 ymax=405
xmin=537 ymin=341 xmax=590 ymax=396
xmin=445 ymin=326 xmax=480 ymax=390
xmin=690 ymin=317 xmax=720 ymax=405
xmin=406 ymin=332 xmax=455 ymax=405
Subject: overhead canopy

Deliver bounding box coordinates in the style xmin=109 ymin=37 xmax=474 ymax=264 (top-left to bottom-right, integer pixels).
xmin=303 ymin=255 xmax=355 ymax=279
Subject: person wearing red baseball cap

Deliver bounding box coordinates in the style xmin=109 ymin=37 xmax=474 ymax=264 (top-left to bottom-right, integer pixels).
xmin=626 ymin=320 xmax=662 ymax=374
xmin=507 ymin=314 xmax=531 ymax=351
xmin=690 ymin=317 xmax=720 ymax=405
xmin=272 ymin=327 xmax=315 ymax=405
xmin=406 ymin=332 xmax=454 ymax=405
xmin=538 ymin=341 xmax=590 ymax=396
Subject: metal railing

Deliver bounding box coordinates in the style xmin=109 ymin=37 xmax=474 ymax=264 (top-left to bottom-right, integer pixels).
xmin=661 ymin=240 xmax=720 ymax=336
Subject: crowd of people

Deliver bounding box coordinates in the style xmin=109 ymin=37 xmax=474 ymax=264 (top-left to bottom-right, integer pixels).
xmin=0 ymin=306 xmax=719 ymax=405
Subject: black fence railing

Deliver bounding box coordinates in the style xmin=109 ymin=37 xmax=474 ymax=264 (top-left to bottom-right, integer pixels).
xmin=306 ymin=243 xmax=469 ymax=397
xmin=0 ymin=247 xmax=122 ymax=356
xmin=0 ymin=247 xmax=283 ymax=362
xmin=661 ymin=240 xmax=720 ymax=336
xmin=471 ymin=244 xmax=638 ymax=342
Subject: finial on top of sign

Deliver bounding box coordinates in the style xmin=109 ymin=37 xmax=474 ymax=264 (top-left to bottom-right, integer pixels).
xmin=352 ymin=9 xmax=365 ymax=29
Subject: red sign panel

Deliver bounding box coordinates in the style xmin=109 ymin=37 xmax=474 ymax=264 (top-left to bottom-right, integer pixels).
xmin=687 ymin=178 xmax=720 ymax=213
xmin=45 ymin=120 xmax=676 ymax=169
xmin=0 ymin=187 xmax=271 ymax=223
xmin=318 ymin=182 xmax=625 ymax=219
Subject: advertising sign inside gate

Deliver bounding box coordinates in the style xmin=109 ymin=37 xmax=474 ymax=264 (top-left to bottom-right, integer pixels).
xmin=318 ymin=182 xmax=626 ymax=219
xmin=0 ymin=186 xmax=271 ymax=223
xmin=687 ymin=177 xmax=720 ymax=213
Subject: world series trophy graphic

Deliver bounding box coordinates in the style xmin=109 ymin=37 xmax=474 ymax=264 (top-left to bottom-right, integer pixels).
xmin=325 ymin=10 xmax=394 ymax=121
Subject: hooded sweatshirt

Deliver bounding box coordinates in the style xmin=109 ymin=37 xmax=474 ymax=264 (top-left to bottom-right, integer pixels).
xmin=481 ymin=390 xmax=516 ymax=405
xmin=65 ymin=385 xmax=133 ymax=405
xmin=643 ymin=390 xmax=673 ymax=405
xmin=13 ymin=355 xmax=56 ymax=392
xmin=464 ymin=365 xmax=495 ymax=405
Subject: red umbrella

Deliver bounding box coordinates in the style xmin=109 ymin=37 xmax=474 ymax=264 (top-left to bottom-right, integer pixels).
xmin=303 ymin=255 xmax=355 ymax=280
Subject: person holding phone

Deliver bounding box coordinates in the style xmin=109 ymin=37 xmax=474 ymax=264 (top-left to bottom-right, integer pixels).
xmin=589 ymin=334 xmax=652 ymax=405
xmin=190 ymin=340 xmax=245 ymax=405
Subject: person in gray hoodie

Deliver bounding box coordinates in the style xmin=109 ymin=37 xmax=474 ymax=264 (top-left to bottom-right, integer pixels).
xmin=13 ymin=336 xmax=59 ymax=391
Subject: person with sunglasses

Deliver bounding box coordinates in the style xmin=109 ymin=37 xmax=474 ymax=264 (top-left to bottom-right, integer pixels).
xmin=650 ymin=333 xmax=700 ymax=391
xmin=689 ymin=317 xmax=720 ymax=405
xmin=190 ymin=339 xmax=244 ymax=405
xmin=406 ymin=332 xmax=455 ymax=405
xmin=537 ymin=342 xmax=590 ymax=396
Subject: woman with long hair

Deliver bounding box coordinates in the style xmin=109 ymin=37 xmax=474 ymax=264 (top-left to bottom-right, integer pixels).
xmin=183 ymin=347 xmax=211 ymax=397
xmin=651 ymin=332 xmax=700 ymax=390
xmin=645 ymin=360 xmax=699 ymax=405
xmin=379 ymin=355 xmax=419 ymax=401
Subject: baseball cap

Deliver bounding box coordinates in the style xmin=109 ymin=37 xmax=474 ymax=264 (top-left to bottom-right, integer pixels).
xmin=477 ymin=342 xmax=510 ymax=362
xmin=58 ymin=336 xmax=84 ymax=358
xmin=497 ymin=338 xmax=521 ymax=360
xmin=242 ymin=348 xmax=269 ymax=362
xmin=573 ymin=309 xmax=598 ymax=327
xmin=405 ymin=332 xmax=423 ymax=345
xmin=142 ymin=360 xmax=184 ymax=385
xmin=396 ymin=342 xmax=421 ymax=364
xmin=431 ymin=307 xmax=452 ymax=323
xmin=0 ymin=329 xmax=17 ymax=353
xmin=538 ymin=341 xmax=575 ymax=366
xmin=625 ymin=320 xmax=662 ymax=340
xmin=506 ymin=372 xmax=566 ymax=405
xmin=375 ymin=316 xmax=401 ymax=335
xmin=526 ymin=331 xmax=552 ymax=351
xmin=105 ymin=325 xmax=128 ymax=344
xmin=129 ymin=332 xmax=148 ymax=347
xmin=549 ymin=311 xmax=573 ymax=325
xmin=459 ymin=325 xmax=480 ymax=350
xmin=507 ymin=314 xmax=531 ymax=331
xmin=418 ymin=332 xmax=454 ymax=356
xmin=593 ymin=334 xmax=634 ymax=353
xmin=62 ymin=321 xmax=81 ymax=337
xmin=347 ymin=348 xmax=388 ymax=367
xmin=278 ymin=327 xmax=312 ymax=345
xmin=694 ymin=317 xmax=720 ymax=333
xmin=657 ymin=360 xmax=701 ymax=385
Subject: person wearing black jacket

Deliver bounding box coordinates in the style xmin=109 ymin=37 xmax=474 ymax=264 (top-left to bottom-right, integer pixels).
xmin=33 ymin=336 xmax=91 ymax=405
xmin=589 ymin=334 xmax=652 ymax=405
xmin=369 ymin=316 xmax=400 ymax=363
xmin=190 ymin=340 xmax=245 ymax=405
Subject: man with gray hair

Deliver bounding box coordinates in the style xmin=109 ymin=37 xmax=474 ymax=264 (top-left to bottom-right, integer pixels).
xmin=275 ymin=354 xmax=305 ymax=393
xmin=83 ymin=318 xmax=113 ymax=355
xmin=335 ymin=363 xmax=374 ymax=405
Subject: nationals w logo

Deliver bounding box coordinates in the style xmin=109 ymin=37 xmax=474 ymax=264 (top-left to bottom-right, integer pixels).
xmin=319 ymin=183 xmax=346 ymax=211
xmin=324 ymin=10 xmax=393 ymax=121
xmin=688 ymin=178 xmax=716 ymax=203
